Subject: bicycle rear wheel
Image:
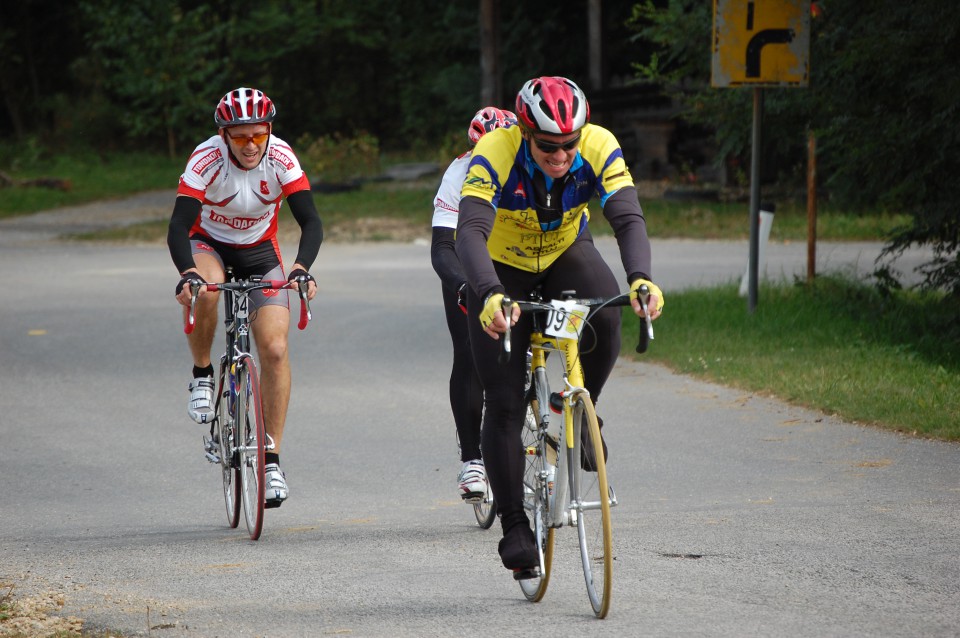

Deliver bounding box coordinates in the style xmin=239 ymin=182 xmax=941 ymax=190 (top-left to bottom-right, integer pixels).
xmin=518 ymin=396 xmax=554 ymax=601
xmin=236 ymin=355 xmax=265 ymax=540
xmin=472 ymin=488 xmax=496 ymax=528
xmin=571 ymin=394 xmax=613 ymax=618
xmin=216 ymin=365 xmax=240 ymax=529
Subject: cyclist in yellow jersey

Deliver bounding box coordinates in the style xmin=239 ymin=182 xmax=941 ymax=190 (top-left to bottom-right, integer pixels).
xmin=456 ymin=76 xmax=664 ymax=575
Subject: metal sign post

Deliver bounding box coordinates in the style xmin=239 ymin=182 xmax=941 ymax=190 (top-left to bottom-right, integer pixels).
xmin=712 ymin=0 xmax=810 ymax=312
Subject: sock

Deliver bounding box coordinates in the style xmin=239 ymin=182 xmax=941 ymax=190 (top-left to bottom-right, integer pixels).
xmin=265 ymin=453 xmax=280 ymax=466
xmin=193 ymin=364 xmax=214 ymax=379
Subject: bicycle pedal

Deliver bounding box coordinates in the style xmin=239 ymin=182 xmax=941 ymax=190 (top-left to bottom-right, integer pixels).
xmin=608 ymin=484 xmax=618 ymax=507
xmin=202 ymin=437 xmax=221 ymax=464
xmin=264 ymin=499 xmax=283 ymax=509
xmin=512 ymin=567 xmax=540 ymax=581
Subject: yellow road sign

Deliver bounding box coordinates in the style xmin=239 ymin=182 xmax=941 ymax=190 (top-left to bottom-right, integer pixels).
xmin=712 ymin=0 xmax=809 ymax=87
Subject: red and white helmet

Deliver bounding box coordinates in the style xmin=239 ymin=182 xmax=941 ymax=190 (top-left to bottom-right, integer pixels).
xmin=467 ymin=107 xmax=518 ymax=145
xmin=515 ymin=76 xmax=589 ymax=135
xmin=214 ymin=87 xmax=277 ymax=127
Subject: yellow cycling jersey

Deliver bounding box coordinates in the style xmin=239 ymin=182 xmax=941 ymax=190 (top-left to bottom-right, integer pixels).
xmin=460 ymin=124 xmax=635 ymax=273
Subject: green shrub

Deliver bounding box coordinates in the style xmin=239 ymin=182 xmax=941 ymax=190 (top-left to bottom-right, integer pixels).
xmin=296 ymin=132 xmax=380 ymax=185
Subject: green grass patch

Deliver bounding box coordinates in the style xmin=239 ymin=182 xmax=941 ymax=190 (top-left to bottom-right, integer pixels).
xmin=0 ymin=151 xmax=182 ymax=218
xmin=622 ymin=276 xmax=960 ymax=440
xmin=625 ymin=199 xmax=910 ymax=242
xmin=313 ymin=179 xmax=436 ymax=227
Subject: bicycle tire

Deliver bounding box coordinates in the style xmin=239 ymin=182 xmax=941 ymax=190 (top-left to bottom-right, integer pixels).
xmin=571 ymin=394 xmax=613 ymax=618
xmin=217 ymin=364 xmax=240 ymax=529
xmin=473 ymin=491 xmax=496 ymax=528
xmin=237 ymin=355 xmax=266 ymax=541
xmin=518 ymin=396 xmax=554 ymax=601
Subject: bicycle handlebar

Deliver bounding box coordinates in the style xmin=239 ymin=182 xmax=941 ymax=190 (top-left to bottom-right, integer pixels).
xmin=183 ymin=278 xmax=312 ymax=334
xmin=498 ymin=286 xmax=654 ymax=363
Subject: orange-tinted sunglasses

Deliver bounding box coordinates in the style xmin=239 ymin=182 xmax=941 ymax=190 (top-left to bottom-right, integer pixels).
xmin=226 ymin=131 xmax=269 ymax=146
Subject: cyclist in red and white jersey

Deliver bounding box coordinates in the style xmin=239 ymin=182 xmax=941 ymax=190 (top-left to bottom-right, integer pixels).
xmin=168 ymin=87 xmax=322 ymax=508
xmin=432 ymin=107 xmax=517 ymax=504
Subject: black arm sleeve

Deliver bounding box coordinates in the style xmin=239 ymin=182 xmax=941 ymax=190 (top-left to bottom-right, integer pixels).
xmin=286 ymin=190 xmax=323 ymax=270
xmin=167 ymin=195 xmax=202 ymax=274
xmin=455 ymin=195 xmax=503 ymax=301
xmin=431 ymin=227 xmax=466 ymax=292
xmin=602 ymin=186 xmax=653 ymax=283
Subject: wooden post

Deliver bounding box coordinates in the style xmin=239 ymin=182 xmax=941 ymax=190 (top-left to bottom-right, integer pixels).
xmin=479 ymin=0 xmax=501 ymax=107
xmin=807 ymin=130 xmax=817 ymax=283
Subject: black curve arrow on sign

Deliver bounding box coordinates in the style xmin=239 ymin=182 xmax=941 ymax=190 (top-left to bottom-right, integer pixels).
xmin=745 ymin=29 xmax=795 ymax=77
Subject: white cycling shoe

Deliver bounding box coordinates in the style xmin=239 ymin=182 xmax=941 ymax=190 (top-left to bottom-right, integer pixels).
xmin=264 ymin=463 xmax=288 ymax=508
xmin=188 ymin=377 xmax=215 ymax=424
xmin=457 ymin=459 xmax=487 ymax=503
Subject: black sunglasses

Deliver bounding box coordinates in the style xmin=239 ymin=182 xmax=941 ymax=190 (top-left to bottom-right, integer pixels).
xmin=531 ymin=133 xmax=581 ymax=154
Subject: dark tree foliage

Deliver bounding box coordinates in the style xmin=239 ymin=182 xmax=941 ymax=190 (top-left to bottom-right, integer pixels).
xmin=631 ymin=0 xmax=960 ymax=296
xmin=0 ymin=0 xmax=640 ymax=155
xmin=0 ymin=2 xmax=87 ymax=145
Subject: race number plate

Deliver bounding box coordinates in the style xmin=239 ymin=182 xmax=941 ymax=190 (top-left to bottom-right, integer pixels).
xmin=545 ymin=300 xmax=589 ymax=339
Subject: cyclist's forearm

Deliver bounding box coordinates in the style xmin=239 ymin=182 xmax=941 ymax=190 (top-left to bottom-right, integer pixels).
xmin=286 ymin=190 xmax=323 ymax=270
xmin=456 ymin=195 xmax=502 ymax=299
xmin=431 ymin=227 xmax=466 ymax=292
xmin=602 ymin=186 xmax=653 ymax=283
xmin=168 ymin=195 xmax=202 ymax=273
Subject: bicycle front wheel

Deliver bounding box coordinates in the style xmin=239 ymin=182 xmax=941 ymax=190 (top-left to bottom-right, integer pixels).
xmin=571 ymin=394 xmax=613 ymax=618
xmin=216 ymin=365 xmax=240 ymax=529
xmin=519 ymin=396 xmax=554 ymax=602
xmin=236 ymin=355 xmax=265 ymax=541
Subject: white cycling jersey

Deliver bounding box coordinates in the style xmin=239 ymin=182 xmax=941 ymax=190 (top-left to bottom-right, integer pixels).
xmin=431 ymin=150 xmax=472 ymax=230
xmin=176 ymin=134 xmax=311 ymax=246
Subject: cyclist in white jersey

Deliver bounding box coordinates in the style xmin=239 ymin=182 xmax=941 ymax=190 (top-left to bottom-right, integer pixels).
xmin=432 ymin=107 xmax=517 ymax=504
xmin=168 ymin=87 xmax=322 ymax=508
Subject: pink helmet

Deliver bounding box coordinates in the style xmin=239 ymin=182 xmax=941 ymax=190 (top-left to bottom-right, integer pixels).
xmin=467 ymin=106 xmax=517 ymax=145
xmin=214 ymin=87 xmax=277 ymax=127
xmin=515 ymin=76 xmax=589 ymax=135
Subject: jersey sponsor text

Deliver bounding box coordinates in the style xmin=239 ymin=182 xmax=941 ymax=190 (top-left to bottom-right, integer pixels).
xmin=193 ymin=149 xmax=222 ymax=174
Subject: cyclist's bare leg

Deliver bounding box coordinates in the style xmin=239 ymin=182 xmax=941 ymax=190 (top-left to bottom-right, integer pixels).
xmin=185 ymin=252 xmax=224 ymax=368
xmin=251 ymin=304 xmax=292 ymax=452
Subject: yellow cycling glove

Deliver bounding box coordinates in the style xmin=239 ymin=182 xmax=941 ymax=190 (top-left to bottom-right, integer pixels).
xmin=479 ymin=292 xmax=518 ymax=330
xmin=630 ymin=278 xmax=665 ymax=312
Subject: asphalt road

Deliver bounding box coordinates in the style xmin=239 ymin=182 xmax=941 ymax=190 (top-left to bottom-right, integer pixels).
xmin=0 ymin=213 xmax=956 ymax=637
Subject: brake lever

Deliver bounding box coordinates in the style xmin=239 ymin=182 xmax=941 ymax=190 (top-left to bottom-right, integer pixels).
xmin=296 ymin=277 xmax=312 ymax=330
xmin=185 ymin=281 xmax=201 ymax=334
xmin=499 ymin=295 xmax=513 ymax=364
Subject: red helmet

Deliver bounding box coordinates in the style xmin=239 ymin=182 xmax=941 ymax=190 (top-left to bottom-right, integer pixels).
xmin=515 ymin=76 xmax=589 ymax=135
xmin=214 ymin=87 xmax=277 ymax=127
xmin=467 ymin=107 xmax=518 ymax=145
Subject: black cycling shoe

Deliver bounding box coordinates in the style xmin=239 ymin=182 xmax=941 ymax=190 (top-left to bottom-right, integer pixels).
xmin=498 ymin=524 xmax=538 ymax=571
xmin=581 ymin=415 xmax=608 ymax=472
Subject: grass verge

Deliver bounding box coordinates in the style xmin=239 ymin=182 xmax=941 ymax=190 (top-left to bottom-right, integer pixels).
xmin=621 ymin=276 xmax=960 ymax=440
xmin=0 ymin=152 xmax=182 ymax=218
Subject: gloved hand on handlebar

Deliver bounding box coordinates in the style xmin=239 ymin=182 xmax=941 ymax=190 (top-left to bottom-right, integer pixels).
xmin=287 ymin=267 xmax=318 ymax=301
xmin=176 ymin=271 xmax=206 ymax=296
xmin=630 ymin=278 xmax=664 ymax=319
xmin=479 ymin=292 xmax=519 ymax=338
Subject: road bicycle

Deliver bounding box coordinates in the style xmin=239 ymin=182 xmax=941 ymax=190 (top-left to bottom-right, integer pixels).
xmin=184 ymin=269 xmax=311 ymax=540
xmin=500 ymin=285 xmax=653 ymax=618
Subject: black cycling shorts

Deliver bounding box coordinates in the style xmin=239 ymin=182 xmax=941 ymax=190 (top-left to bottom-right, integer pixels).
xmin=190 ymin=235 xmax=289 ymax=310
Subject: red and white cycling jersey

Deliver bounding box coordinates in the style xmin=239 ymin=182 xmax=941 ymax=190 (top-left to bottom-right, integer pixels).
xmin=432 ymin=150 xmax=471 ymax=231
xmin=176 ymin=134 xmax=311 ymax=246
